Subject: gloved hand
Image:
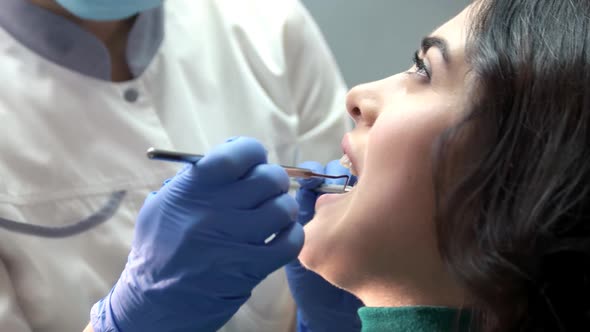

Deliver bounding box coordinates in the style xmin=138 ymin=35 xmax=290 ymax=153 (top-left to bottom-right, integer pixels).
xmin=91 ymin=137 xmax=304 ymax=332
xmin=286 ymin=160 xmax=363 ymax=332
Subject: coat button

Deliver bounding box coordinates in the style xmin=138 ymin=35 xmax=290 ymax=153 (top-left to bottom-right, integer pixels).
xmin=124 ymin=88 xmax=140 ymax=103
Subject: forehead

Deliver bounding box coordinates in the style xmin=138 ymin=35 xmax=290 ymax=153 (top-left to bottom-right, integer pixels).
xmin=429 ymin=5 xmax=472 ymax=63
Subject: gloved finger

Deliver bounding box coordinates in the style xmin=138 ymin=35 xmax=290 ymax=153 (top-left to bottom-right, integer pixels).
xmin=295 ymin=187 xmax=319 ymax=226
xmin=215 ymin=193 xmax=299 ymax=244
xmin=324 ymin=160 xmax=351 ymax=186
xmin=221 ymin=164 xmax=290 ymax=209
xmin=143 ymin=191 xmax=159 ymax=205
xmin=295 ymin=161 xmax=324 ymax=190
xmin=254 ymin=222 xmax=305 ymax=272
xmin=176 ymin=164 xmax=192 ymax=175
xmin=294 ymin=161 xmax=323 ymax=226
xmin=144 ymin=177 xmax=176 ymax=204
xmin=162 ymin=178 xmax=173 ymax=187
xmin=188 ymin=137 xmax=268 ymax=186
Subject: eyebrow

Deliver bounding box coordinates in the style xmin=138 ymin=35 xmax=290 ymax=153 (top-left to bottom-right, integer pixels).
xmin=421 ymin=36 xmax=450 ymax=63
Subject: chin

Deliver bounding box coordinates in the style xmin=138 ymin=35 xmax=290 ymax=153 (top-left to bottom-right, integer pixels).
xmin=299 ymin=222 xmax=325 ymax=271
xmin=299 ymin=246 xmax=358 ymax=293
xmin=299 ymin=246 xmax=339 ymax=285
xmin=300 ymin=220 xmax=358 ymax=290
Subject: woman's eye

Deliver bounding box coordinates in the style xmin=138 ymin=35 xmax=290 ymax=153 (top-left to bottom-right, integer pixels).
xmin=411 ymin=51 xmax=431 ymax=80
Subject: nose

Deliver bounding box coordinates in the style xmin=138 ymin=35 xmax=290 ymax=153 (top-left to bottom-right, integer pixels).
xmin=345 ymin=81 xmax=382 ymax=126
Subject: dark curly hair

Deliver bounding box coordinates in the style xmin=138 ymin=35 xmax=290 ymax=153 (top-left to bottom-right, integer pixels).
xmin=434 ymin=0 xmax=590 ymax=331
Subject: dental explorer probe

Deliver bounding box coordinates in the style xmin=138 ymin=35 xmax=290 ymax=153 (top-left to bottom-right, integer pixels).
xmin=146 ymin=147 xmax=352 ymax=193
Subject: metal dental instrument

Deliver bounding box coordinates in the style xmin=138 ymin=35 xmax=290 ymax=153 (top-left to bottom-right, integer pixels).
xmin=146 ymin=147 xmax=352 ymax=193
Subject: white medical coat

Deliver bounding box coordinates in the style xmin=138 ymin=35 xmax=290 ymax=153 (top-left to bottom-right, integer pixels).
xmin=0 ymin=0 xmax=350 ymax=331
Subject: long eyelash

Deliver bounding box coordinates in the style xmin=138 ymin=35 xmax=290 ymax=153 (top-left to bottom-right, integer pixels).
xmin=412 ymin=51 xmax=431 ymax=79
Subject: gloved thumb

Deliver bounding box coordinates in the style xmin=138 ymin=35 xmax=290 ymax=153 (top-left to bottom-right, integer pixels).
xmin=295 ymin=161 xmax=323 ymax=226
xmin=324 ymin=160 xmax=353 ymax=186
xmin=295 ymin=161 xmax=324 ymax=189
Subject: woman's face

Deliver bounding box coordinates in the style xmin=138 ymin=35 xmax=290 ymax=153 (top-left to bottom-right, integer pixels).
xmin=300 ymin=6 xmax=474 ymax=300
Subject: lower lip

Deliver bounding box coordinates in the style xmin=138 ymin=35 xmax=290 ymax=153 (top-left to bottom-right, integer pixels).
xmin=316 ymin=192 xmax=346 ymax=207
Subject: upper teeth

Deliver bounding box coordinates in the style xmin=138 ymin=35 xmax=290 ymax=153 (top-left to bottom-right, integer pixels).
xmin=340 ymin=154 xmax=352 ymax=169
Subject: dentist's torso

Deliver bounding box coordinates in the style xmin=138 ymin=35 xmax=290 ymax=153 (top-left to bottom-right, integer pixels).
xmin=0 ymin=0 xmax=349 ymax=331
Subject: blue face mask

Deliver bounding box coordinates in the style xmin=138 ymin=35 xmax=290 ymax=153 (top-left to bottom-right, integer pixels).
xmin=55 ymin=0 xmax=163 ymax=21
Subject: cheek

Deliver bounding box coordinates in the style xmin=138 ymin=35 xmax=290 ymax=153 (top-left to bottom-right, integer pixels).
xmin=365 ymin=109 xmax=440 ymax=185
xmin=355 ymin=106 xmax=453 ymax=245
xmin=362 ymin=105 xmax=456 ymax=216
xmin=366 ymin=98 xmax=458 ymax=171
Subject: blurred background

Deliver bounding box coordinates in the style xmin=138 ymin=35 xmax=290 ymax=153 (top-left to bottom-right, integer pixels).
xmin=301 ymin=0 xmax=471 ymax=87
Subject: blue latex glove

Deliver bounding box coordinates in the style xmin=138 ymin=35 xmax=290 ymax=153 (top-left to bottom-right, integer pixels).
xmin=286 ymin=160 xmax=363 ymax=332
xmin=91 ymin=137 xmax=304 ymax=332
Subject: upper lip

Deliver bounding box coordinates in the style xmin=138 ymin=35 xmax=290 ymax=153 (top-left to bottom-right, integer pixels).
xmin=341 ymin=134 xmax=360 ymax=177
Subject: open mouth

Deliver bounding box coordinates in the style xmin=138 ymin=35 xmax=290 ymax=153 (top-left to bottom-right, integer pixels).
xmin=340 ymin=154 xmax=358 ymax=177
